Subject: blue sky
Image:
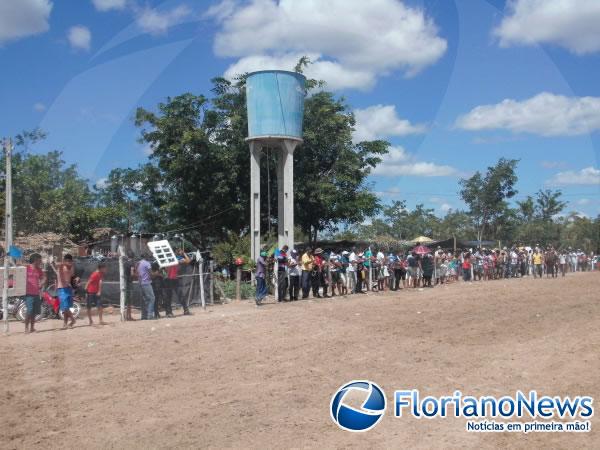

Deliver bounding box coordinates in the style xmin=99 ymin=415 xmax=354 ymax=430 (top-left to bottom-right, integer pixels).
xmin=1 ymin=0 xmax=599 ymax=218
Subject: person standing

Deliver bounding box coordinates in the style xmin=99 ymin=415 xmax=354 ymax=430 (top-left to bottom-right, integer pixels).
xmin=124 ymin=251 xmax=136 ymax=321
xmin=559 ymin=251 xmax=567 ymax=277
xmin=137 ymin=254 xmax=155 ymax=320
xmin=329 ymin=252 xmax=341 ymax=297
xmin=462 ymin=252 xmax=472 ymax=282
xmin=165 ymin=248 xmax=192 ymax=317
xmin=255 ymin=251 xmax=268 ymax=305
xmin=151 ymin=261 xmax=164 ymax=319
xmin=339 ymin=251 xmax=349 ymax=296
xmin=545 ymin=247 xmax=557 ymax=278
xmin=355 ymin=254 xmax=365 ymax=293
xmin=85 ymin=263 xmax=108 ymax=326
xmin=300 ymin=248 xmax=314 ymax=299
xmin=407 ymin=252 xmax=420 ymax=288
xmin=532 ymin=249 xmax=544 ymax=279
xmin=434 ymin=247 xmax=443 ymax=285
xmin=275 ymin=245 xmax=289 ymax=302
xmin=54 ymin=254 xmax=76 ymax=329
xmin=24 ymin=253 xmax=46 ymax=333
xmin=288 ymin=250 xmax=300 ymax=301
xmin=347 ymin=249 xmax=357 ymax=294
xmin=312 ymin=248 xmax=327 ymax=298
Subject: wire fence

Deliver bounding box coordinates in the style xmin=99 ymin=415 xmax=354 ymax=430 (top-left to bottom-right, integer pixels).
xmin=67 ymin=257 xmax=219 ymax=309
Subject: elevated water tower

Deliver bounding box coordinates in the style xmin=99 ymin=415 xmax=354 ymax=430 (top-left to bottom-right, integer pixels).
xmin=246 ymin=70 xmax=306 ymax=260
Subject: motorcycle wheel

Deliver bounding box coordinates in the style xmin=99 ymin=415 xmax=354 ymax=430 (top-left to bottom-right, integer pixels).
xmin=59 ymin=301 xmax=81 ymax=320
xmin=17 ymin=303 xmax=45 ymax=322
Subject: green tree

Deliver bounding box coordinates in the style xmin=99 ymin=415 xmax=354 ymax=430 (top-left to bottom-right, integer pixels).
xmin=516 ymin=196 xmax=535 ymax=222
xmin=0 ymin=147 xmax=95 ymax=237
xmin=359 ymin=201 xmax=441 ymax=242
xmin=535 ymin=189 xmax=566 ymax=221
xmin=296 ymin=92 xmax=387 ymax=242
xmin=97 ymin=165 xmax=169 ymax=233
xmin=115 ymin=61 xmax=387 ymax=246
xmin=459 ymin=158 xmax=519 ymax=243
xmin=435 ymin=210 xmax=474 ymax=240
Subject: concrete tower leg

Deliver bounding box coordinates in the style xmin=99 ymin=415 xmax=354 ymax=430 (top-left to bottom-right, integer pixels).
xmin=277 ymin=139 xmax=298 ymax=250
xmin=250 ymin=141 xmax=262 ymax=263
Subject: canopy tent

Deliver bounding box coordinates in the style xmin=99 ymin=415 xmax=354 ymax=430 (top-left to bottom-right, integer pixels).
xmin=458 ymin=240 xmax=497 ymax=249
xmin=410 ymin=235 xmax=434 ymax=244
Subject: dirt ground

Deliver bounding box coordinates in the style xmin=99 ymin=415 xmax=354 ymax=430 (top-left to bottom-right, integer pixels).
xmin=1 ymin=272 xmax=599 ymax=449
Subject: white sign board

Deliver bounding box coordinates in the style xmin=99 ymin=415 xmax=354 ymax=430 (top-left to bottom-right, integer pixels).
xmin=0 ymin=266 xmax=27 ymax=296
xmin=147 ymin=240 xmax=179 ymax=268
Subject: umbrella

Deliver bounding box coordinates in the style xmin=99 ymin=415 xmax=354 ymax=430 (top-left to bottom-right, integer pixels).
xmin=413 ymin=245 xmax=431 ymax=255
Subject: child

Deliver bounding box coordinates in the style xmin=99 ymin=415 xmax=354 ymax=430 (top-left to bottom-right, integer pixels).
xmin=86 ymin=263 xmax=107 ymax=325
xmin=53 ymin=254 xmax=76 ymax=329
xmin=25 ymin=253 xmax=46 ymax=333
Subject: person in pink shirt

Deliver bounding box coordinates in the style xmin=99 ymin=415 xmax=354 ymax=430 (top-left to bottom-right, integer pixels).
xmin=25 ymin=253 xmax=46 ymax=333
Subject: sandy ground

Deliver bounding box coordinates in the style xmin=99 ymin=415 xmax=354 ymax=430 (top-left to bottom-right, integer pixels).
xmin=1 ymin=272 xmax=599 ymax=449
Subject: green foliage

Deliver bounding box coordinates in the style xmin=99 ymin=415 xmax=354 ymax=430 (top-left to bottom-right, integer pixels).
xmin=513 ymin=189 xmax=567 ymax=246
xmin=217 ymin=279 xmax=256 ymax=300
xmin=459 ymin=158 xmax=519 ymax=242
xmin=95 ymin=165 xmax=168 ymax=231
xmin=296 ymin=92 xmax=387 ymax=242
xmin=0 ymin=148 xmax=96 ymax=237
xmin=558 ymin=213 xmax=600 ymax=252
xmin=211 ymin=233 xmax=253 ymax=269
xmin=97 ymin=58 xmax=387 ymax=247
xmin=359 ymin=201 xmax=441 ymax=240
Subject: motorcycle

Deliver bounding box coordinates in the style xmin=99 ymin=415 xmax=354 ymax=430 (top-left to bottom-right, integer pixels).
xmin=0 ymin=297 xmax=26 ymax=321
xmin=14 ymin=285 xmax=82 ymax=322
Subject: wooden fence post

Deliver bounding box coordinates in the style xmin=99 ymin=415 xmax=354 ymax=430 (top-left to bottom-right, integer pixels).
xmin=236 ymin=266 xmax=241 ymax=301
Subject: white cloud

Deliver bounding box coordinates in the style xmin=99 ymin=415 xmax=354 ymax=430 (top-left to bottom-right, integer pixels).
xmin=68 ymin=25 xmax=92 ymax=51
xmin=33 ymin=102 xmax=46 ymax=112
xmin=440 ymin=203 xmax=453 ymax=213
xmin=456 ymin=92 xmax=600 ymax=136
xmin=136 ymin=5 xmax=191 ymax=35
xmin=576 ymin=198 xmax=590 ymax=205
xmin=141 ymin=143 xmax=154 ymax=156
xmin=92 ymin=0 xmax=126 ymax=11
xmin=95 ymin=177 xmax=109 ymax=189
xmin=547 ymin=167 xmax=600 ymax=185
xmin=204 ymin=0 xmax=236 ymax=22
xmin=494 ymin=0 xmax=600 ymax=54
xmin=0 ymin=0 xmax=52 ymax=44
xmin=372 ymin=146 xmax=458 ymax=177
xmin=541 ymin=160 xmax=567 ymax=169
xmin=214 ymin=0 xmax=447 ymax=90
xmin=224 ymin=53 xmax=375 ymax=90
xmin=353 ymin=105 xmax=426 ymax=141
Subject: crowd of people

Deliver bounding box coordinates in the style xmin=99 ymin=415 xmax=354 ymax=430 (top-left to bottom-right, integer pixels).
xmin=254 ymin=244 xmax=598 ymax=304
xmin=17 ymin=242 xmax=597 ymax=332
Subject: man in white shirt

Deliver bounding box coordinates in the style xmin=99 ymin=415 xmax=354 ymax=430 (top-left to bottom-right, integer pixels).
xmin=347 ymin=249 xmax=357 ymax=294
xmin=288 ymin=250 xmax=300 ymax=300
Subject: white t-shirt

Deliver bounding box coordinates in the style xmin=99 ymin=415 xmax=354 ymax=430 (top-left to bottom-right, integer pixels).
xmin=348 ymin=252 xmax=357 ymax=272
xmin=288 ymin=258 xmax=300 ymax=276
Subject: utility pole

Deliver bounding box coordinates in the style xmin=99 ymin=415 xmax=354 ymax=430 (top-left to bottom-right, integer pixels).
xmin=3 ymin=138 xmax=13 ymax=333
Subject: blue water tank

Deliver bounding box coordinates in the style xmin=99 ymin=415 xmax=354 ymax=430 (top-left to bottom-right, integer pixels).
xmin=246 ymin=70 xmax=306 ymax=141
